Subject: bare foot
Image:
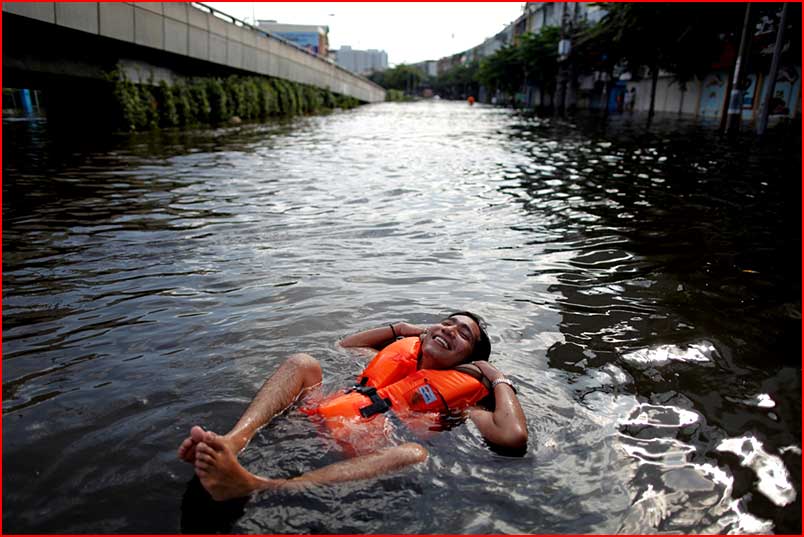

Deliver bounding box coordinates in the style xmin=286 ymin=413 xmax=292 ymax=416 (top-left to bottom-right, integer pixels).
xmin=177 ymin=425 xmax=207 ymax=463
xmin=179 ymin=426 xmax=245 ymax=464
xmin=194 ymin=430 xmax=280 ymax=501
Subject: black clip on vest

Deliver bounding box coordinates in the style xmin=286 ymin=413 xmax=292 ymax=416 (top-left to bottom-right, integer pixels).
xmin=347 ymin=377 xmax=392 ymax=418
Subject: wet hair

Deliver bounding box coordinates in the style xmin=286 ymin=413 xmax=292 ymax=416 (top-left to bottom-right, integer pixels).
xmin=447 ymin=311 xmax=491 ymax=363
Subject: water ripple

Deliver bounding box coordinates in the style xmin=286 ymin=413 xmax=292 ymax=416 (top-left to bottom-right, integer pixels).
xmin=2 ymin=102 xmax=799 ymax=534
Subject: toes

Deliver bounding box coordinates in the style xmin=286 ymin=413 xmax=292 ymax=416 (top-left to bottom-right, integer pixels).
xmin=178 ymin=438 xmax=195 ymax=461
xmin=203 ymin=432 xmax=227 ymax=451
xmin=197 ymin=442 xmax=217 ymax=458
xmin=201 ymin=429 xmax=218 ymax=443
xmin=190 ymin=426 xmax=206 ymax=443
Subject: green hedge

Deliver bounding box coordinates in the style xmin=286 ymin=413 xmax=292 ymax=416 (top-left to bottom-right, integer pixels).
xmin=385 ymin=89 xmax=411 ymax=102
xmin=110 ymin=72 xmax=362 ymax=132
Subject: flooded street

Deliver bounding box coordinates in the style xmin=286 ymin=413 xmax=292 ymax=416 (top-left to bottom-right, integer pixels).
xmin=3 ymin=101 xmax=800 ymax=533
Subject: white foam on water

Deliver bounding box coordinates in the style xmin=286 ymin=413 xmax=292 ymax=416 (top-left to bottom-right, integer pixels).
xmin=717 ymin=499 xmax=775 ymax=534
xmin=779 ymin=445 xmax=801 ymax=456
xmin=622 ymin=341 xmax=716 ymax=366
xmin=619 ymin=436 xmax=696 ymax=467
xmin=754 ymin=393 xmax=775 ymax=408
xmin=621 ymin=403 xmax=700 ymax=428
xmin=716 ymin=435 xmax=796 ymax=507
xmin=727 ymin=393 xmax=777 ymax=409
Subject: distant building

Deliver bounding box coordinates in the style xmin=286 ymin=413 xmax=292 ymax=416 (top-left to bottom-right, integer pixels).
xmin=257 ymin=20 xmax=329 ymax=56
xmin=437 ymin=2 xmax=606 ymax=75
xmin=411 ymin=60 xmax=438 ymax=78
xmin=468 ymin=25 xmax=513 ymax=63
xmin=437 ymin=53 xmax=463 ymax=76
xmin=435 ymin=22 xmax=512 ymax=76
xmin=334 ymin=46 xmax=388 ymax=75
xmin=520 ymin=2 xmax=606 ymax=36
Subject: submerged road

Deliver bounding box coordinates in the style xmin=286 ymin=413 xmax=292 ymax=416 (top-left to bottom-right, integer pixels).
xmin=2 ymin=102 xmax=801 ymax=533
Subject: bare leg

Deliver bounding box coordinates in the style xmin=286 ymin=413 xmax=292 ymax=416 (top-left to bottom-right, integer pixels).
xmin=194 ymin=430 xmax=428 ymax=501
xmin=178 ymin=353 xmax=322 ymax=463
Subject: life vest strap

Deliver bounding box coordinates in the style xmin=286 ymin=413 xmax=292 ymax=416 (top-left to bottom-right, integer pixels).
xmin=346 ymin=382 xmax=393 ymax=418
xmin=453 ymin=364 xmax=493 ymax=392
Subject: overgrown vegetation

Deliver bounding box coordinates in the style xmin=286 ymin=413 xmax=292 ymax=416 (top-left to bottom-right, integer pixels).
xmin=368 ymin=65 xmax=423 ymax=93
xmin=431 ymin=61 xmax=480 ymax=100
xmin=385 ymin=89 xmax=412 ymax=102
xmin=109 ymin=72 xmax=361 ymax=132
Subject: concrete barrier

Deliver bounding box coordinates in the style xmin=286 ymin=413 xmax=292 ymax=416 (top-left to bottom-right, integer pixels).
xmin=3 ymin=2 xmax=385 ymax=102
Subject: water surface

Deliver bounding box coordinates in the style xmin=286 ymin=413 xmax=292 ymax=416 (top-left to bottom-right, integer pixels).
xmin=3 ymin=101 xmax=801 ymax=533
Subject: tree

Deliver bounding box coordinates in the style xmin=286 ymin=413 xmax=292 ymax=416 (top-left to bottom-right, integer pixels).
xmin=432 ymin=61 xmax=479 ymax=99
xmin=477 ymin=45 xmax=524 ymax=100
xmin=517 ymin=27 xmax=561 ymax=107
xmin=581 ymin=3 xmax=747 ymax=117
xmin=368 ymin=64 xmax=423 ymax=94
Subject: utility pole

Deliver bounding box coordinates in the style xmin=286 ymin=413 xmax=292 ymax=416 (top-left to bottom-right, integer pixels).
xmin=756 ymin=3 xmax=789 ymax=136
xmin=725 ymin=4 xmax=752 ymax=133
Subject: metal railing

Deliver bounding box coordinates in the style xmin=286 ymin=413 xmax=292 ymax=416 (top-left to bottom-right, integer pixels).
xmin=190 ymin=2 xmax=382 ymax=90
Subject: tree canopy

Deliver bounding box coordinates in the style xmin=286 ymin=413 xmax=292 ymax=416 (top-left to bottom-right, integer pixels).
xmin=518 ymin=27 xmax=561 ymax=93
xmin=431 ymin=61 xmax=479 ymax=99
xmin=579 ymin=3 xmax=747 ymax=86
xmin=477 ymin=45 xmax=523 ymax=97
xmin=368 ymin=64 xmax=423 ymax=92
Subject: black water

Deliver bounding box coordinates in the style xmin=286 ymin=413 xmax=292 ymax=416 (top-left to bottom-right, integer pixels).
xmin=3 ymin=102 xmax=801 ymax=533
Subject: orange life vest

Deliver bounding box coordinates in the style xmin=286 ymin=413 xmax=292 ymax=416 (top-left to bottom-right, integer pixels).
xmin=308 ymin=338 xmax=489 ymax=450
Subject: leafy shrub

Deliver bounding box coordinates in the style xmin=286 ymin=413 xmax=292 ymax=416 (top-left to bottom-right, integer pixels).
xmin=188 ymin=80 xmax=211 ymax=124
xmin=206 ymin=78 xmax=229 ymax=123
xmin=108 ymin=70 xmax=363 ymax=131
xmin=156 ymin=80 xmax=179 ymax=127
xmin=172 ymin=82 xmax=195 ymax=126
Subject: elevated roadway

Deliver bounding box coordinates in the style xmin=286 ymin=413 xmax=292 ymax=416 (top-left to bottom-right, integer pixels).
xmin=2 ymin=2 xmax=385 ymax=103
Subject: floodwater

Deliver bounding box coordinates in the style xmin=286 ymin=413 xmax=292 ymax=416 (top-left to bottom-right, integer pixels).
xmin=2 ymin=101 xmax=801 ymax=533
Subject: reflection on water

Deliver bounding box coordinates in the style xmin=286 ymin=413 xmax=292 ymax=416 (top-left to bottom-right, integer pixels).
xmin=2 ymin=102 xmax=800 ymax=533
xmin=717 ymin=435 xmax=796 ymax=508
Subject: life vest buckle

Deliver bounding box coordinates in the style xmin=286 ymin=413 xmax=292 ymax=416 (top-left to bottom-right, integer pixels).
xmin=346 ymin=382 xmax=393 ymax=418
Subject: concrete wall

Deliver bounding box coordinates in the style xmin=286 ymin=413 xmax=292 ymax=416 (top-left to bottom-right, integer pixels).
xmin=624 ymin=68 xmax=800 ymax=121
xmin=626 ymin=76 xmax=703 ymax=116
xmin=3 ymin=2 xmax=385 ymax=102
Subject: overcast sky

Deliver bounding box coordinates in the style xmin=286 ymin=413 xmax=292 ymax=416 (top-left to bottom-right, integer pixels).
xmin=205 ymin=2 xmax=525 ymax=65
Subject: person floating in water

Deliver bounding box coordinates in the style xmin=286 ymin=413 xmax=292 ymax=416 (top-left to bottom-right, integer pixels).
xmin=467 ymin=95 xmax=476 ymax=106
xmin=177 ymin=312 xmax=527 ymax=501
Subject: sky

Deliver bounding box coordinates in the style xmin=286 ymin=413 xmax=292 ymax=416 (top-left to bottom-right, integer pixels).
xmin=205 ymin=2 xmax=525 ymax=65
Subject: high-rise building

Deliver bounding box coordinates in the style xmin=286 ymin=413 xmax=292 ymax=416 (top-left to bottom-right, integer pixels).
xmin=334 ymin=46 xmax=388 ymax=75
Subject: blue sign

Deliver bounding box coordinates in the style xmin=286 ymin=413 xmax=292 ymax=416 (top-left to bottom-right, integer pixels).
xmin=275 ymin=32 xmax=320 ymax=54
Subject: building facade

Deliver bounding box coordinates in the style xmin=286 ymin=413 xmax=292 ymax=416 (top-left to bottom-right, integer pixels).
xmin=257 ymin=21 xmax=329 ymax=56
xmin=432 ymin=2 xmax=800 ymax=122
xmin=471 ymin=26 xmax=512 ymax=62
xmin=411 ymin=60 xmax=438 ymax=78
xmin=334 ymin=46 xmax=388 ymax=75
xmin=512 ymin=2 xmax=606 ymax=43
